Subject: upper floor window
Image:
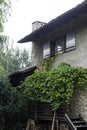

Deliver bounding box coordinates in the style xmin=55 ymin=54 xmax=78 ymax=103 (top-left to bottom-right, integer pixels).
xmin=43 ymin=42 xmax=50 ymax=59
xmin=43 ymin=32 xmax=76 ymax=59
xmin=66 ymin=32 xmax=76 ymax=52
xmin=55 ymin=37 xmax=65 ymax=55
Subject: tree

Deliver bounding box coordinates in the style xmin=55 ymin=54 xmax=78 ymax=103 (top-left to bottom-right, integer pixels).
xmin=20 ymin=48 xmax=31 ymax=68
xmin=0 ymin=0 xmax=29 ymax=129
xmin=0 ymin=71 xmax=28 ymax=129
xmin=0 ymin=36 xmax=31 ymax=73
xmin=0 ymin=0 xmax=31 ymax=73
xmin=6 ymin=46 xmax=31 ymax=73
xmin=0 ymin=38 xmax=30 ymax=130
xmin=0 ymin=0 xmax=11 ymax=32
xmin=0 ymin=0 xmax=11 ymax=72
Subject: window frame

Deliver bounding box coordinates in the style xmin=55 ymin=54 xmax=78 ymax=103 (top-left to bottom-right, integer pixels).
xmin=66 ymin=32 xmax=76 ymax=52
xmin=43 ymin=41 xmax=50 ymax=59
xmin=55 ymin=37 xmax=66 ymax=55
xmin=42 ymin=32 xmax=76 ymax=59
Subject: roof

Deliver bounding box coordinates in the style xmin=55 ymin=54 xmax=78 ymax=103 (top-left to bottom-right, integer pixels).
xmin=18 ymin=0 xmax=87 ymax=43
xmin=9 ymin=66 xmax=37 ymax=87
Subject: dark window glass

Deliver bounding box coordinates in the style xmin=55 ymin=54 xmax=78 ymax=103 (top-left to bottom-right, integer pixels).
xmin=50 ymin=40 xmax=56 ymax=57
xmin=43 ymin=42 xmax=50 ymax=59
xmin=66 ymin=32 xmax=76 ymax=52
xmin=55 ymin=37 xmax=65 ymax=55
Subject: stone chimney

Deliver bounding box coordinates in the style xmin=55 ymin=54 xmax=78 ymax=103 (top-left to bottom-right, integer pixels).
xmin=31 ymin=21 xmax=46 ymax=69
xmin=32 ymin=21 xmax=46 ymax=32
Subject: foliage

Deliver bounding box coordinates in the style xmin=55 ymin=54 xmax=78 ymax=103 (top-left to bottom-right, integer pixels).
xmin=0 ymin=37 xmax=30 ymax=129
xmin=20 ymin=48 xmax=31 ymax=68
xmin=0 ymin=0 xmax=30 ymax=128
xmin=0 ymin=68 xmax=28 ymax=129
xmin=39 ymin=57 xmax=56 ymax=71
xmin=0 ymin=0 xmax=11 ymax=32
xmin=72 ymin=67 xmax=87 ymax=88
xmin=22 ymin=63 xmax=87 ymax=111
xmin=0 ymin=0 xmax=30 ymax=129
xmin=0 ymin=35 xmax=31 ymax=73
xmin=43 ymin=57 xmax=56 ymax=71
xmin=6 ymin=46 xmax=31 ymax=73
xmin=1 ymin=59 xmax=87 ymax=129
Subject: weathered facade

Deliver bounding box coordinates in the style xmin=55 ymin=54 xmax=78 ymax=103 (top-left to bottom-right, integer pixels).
xmin=69 ymin=87 xmax=87 ymax=120
xmin=18 ymin=0 xmax=87 ymax=129
xmin=31 ymin=24 xmax=87 ymax=70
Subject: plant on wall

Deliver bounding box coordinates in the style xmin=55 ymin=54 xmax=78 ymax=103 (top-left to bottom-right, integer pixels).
xmin=21 ymin=63 xmax=87 ymax=130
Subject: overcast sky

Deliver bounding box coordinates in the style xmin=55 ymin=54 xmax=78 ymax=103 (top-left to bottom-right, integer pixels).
xmin=5 ymin=0 xmax=84 ymax=43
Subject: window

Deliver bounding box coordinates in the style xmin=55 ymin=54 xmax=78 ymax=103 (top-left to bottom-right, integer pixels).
xmin=66 ymin=32 xmax=76 ymax=52
xmin=55 ymin=37 xmax=65 ymax=55
xmin=43 ymin=32 xmax=76 ymax=59
xmin=50 ymin=40 xmax=56 ymax=57
xmin=43 ymin=42 xmax=50 ymax=59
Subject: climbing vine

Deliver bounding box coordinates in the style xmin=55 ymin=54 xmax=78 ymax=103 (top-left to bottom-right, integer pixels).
xmin=21 ymin=63 xmax=87 ymax=111
xmin=38 ymin=56 xmax=56 ymax=71
xmin=43 ymin=57 xmax=56 ymax=71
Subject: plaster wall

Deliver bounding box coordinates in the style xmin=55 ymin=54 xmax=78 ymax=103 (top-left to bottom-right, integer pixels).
xmin=31 ymin=25 xmax=87 ymax=69
xmin=53 ymin=25 xmax=87 ymax=68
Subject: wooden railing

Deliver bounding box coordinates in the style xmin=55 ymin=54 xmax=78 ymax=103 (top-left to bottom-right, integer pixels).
xmin=65 ymin=114 xmax=77 ymax=130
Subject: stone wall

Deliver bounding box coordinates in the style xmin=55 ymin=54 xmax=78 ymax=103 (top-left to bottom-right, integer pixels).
xmin=69 ymin=87 xmax=87 ymax=121
xmin=31 ymin=41 xmax=44 ymax=71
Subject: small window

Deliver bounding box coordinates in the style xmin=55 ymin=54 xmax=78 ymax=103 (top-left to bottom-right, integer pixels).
xmin=66 ymin=32 xmax=76 ymax=52
xmin=43 ymin=42 xmax=50 ymax=59
xmin=50 ymin=40 xmax=56 ymax=57
xmin=55 ymin=37 xmax=65 ymax=55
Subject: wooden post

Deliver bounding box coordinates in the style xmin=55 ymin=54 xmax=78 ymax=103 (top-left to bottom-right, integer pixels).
xmin=56 ymin=119 xmax=58 ymax=130
xmin=51 ymin=110 xmax=56 ymax=130
xmin=26 ymin=119 xmax=31 ymax=130
xmin=32 ymin=120 xmax=36 ymax=130
xmin=26 ymin=119 xmax=36 ymax=130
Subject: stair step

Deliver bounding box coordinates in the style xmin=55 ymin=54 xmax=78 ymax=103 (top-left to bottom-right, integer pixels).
xmin=71 ymin=117 xmax=82 ymax=121
xmin=65 ymin=114 xmax=87 ymax=130
xmin=73 ymin=120 xmax=86 ymax=125
xmin=75 ymin=124 xmax=87 ymax=128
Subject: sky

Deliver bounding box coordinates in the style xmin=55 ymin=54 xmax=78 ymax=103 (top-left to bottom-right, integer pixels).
xmin=4 ymin=0 xmax=84 ymax=48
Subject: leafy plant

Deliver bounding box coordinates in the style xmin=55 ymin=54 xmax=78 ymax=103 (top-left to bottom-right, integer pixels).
xmin=22 ymin=63 xmax=87 ymax=111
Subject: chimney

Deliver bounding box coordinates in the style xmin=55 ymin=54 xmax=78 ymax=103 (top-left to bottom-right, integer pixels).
xmin=32 ymin=21 xmax=46 ymax=32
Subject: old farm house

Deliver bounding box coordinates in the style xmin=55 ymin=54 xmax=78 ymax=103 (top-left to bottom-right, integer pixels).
xmin=10 ymin=0 xmax=87 ymax=130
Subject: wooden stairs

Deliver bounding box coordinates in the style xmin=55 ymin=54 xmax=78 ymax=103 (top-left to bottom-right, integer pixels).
xmin=65 ymin=114 xmax=87 ymax=130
